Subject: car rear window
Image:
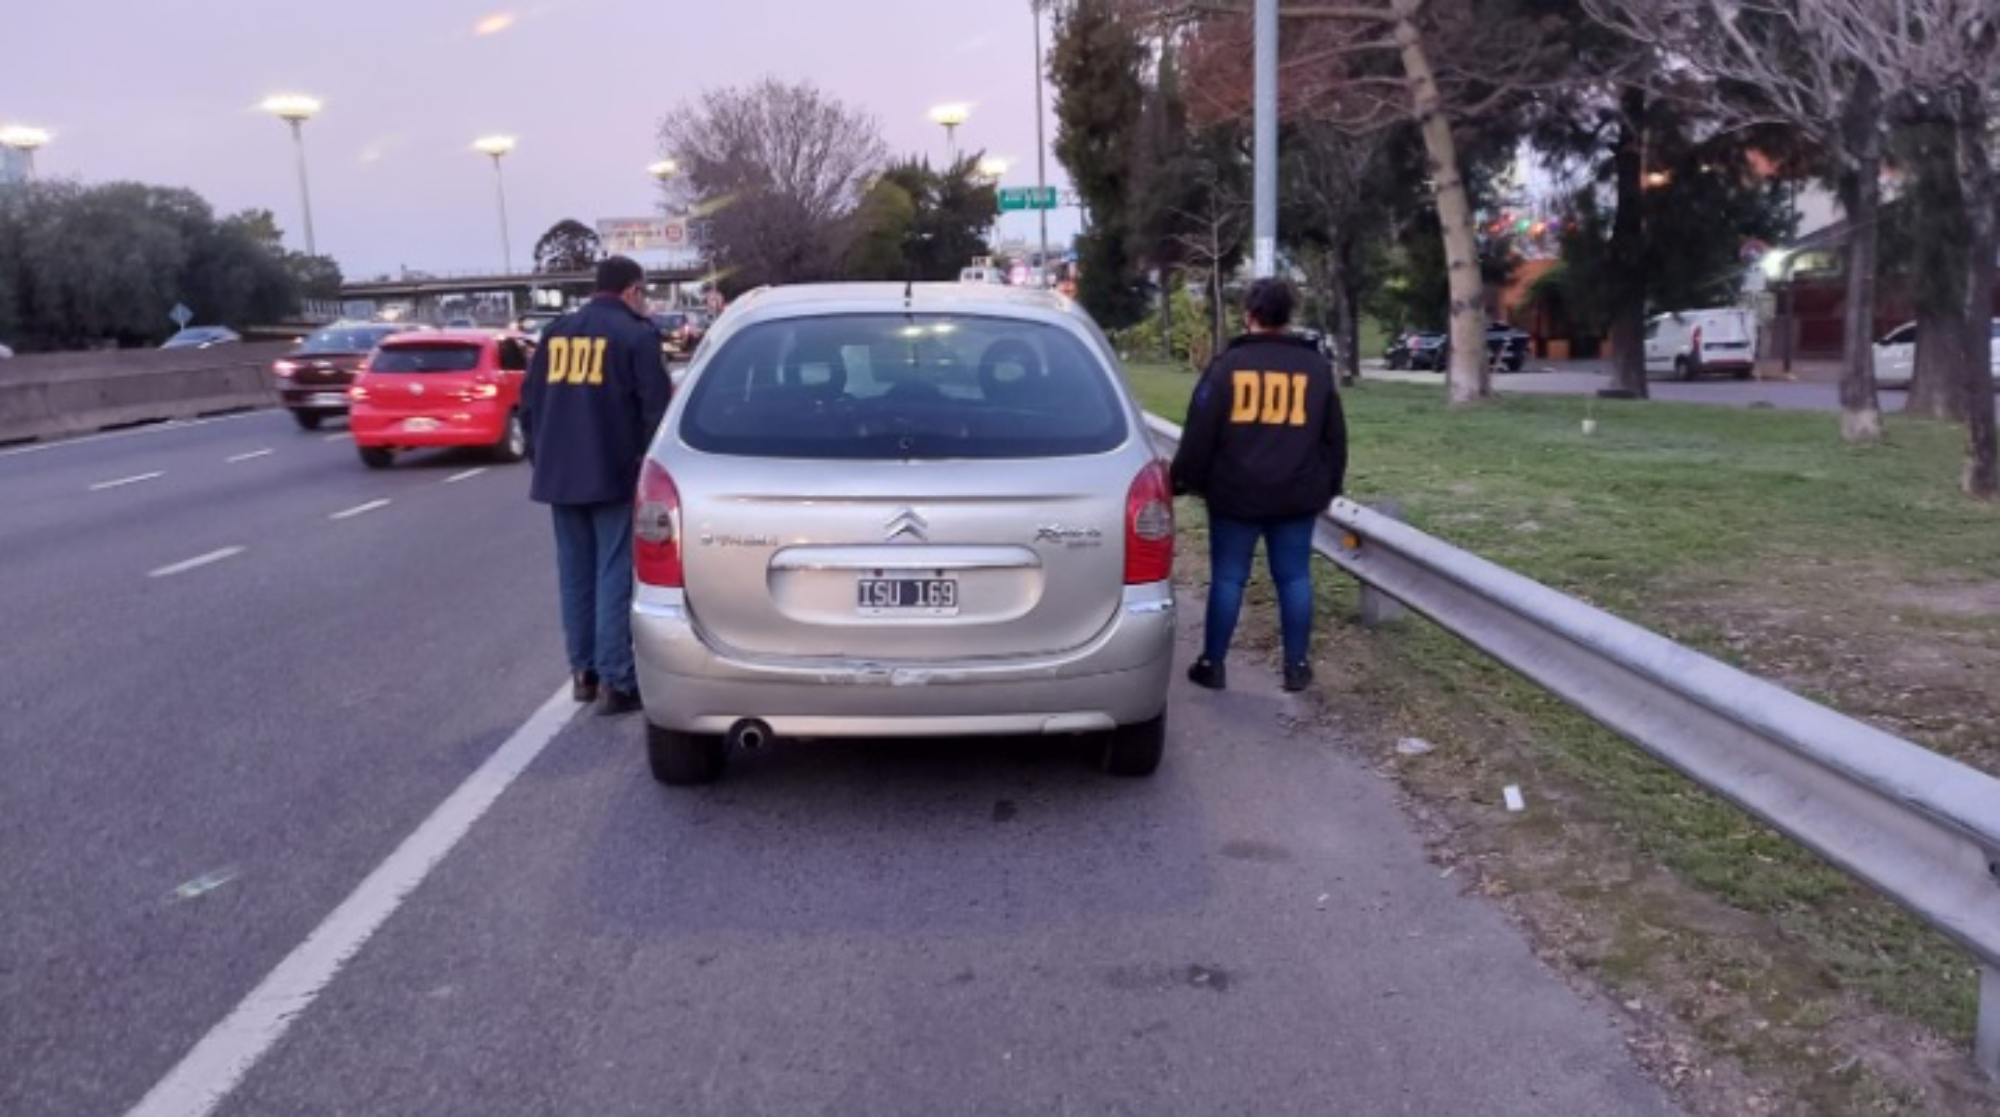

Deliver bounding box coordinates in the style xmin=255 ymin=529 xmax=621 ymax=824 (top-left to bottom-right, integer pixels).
xmin=371 ymin=344 xmax=483 ymax=373
xmin=680 ymin=313 xmax=1128 ymax=460
xmin=300 ymin=326 xmax=399 ymax=354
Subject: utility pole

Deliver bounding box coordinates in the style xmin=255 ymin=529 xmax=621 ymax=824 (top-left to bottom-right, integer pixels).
xmin=1033 ymin=1 xmax=1052 ymax=287
xmin=1252 ymin=0 xmax=1278 ymax=278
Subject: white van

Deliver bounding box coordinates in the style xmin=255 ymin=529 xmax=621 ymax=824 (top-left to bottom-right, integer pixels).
xmin=958 ymin=266 xmax=1007 ymax=285
xmin=1643 ymin=308 xmax=1758 ymax=380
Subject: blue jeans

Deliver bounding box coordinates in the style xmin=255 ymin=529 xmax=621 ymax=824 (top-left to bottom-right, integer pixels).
xmin=1203 ymin=512 xmax=1318 ymax=666
xmin=550 ymin=502 xmax=636 ymax=692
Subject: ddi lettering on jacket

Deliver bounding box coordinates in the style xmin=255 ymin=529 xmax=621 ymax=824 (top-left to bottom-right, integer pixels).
xmin=545 ymin=337 xmax=609 ymax=385
xmin=1228 ymin=371 xmax=1309 ymax=427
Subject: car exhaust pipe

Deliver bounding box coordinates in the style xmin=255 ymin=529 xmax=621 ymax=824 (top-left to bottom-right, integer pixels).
xmin=728 ymin=719 xmax=772 ymax=751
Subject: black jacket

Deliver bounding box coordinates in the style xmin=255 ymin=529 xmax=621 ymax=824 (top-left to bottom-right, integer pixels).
xmin=520 ymin=295 xmax=672 ymax=506
xmin=1170 ymin=332 xmax=1347 ymax=521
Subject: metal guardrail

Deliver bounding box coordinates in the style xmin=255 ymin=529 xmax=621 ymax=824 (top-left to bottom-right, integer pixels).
xmin=1143 ymin=414 xmax=2000 ymax=1080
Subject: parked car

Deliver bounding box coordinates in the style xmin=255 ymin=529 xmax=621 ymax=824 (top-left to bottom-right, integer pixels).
xmin=651 ymin=310 xmax=703 ymax=359
xmin=1642 ymin=308 xmax=1758 ymax=380
xmin=630 ymin=282 xmax=1177 ymax=785
xmin=348 ymin=330 xmax=533 ymax=468
xmin=514 ymin=310 xmax=565 ymax=342
xmin=272 ymin=321 xmax=433 ymax=430
xmin=1479 ymin=322 xmax=1530 ymax=372
xmin=1872 ymin=319 xmax=2000 ymax=389
xmin=1293 ymin=327 xmax=1337 ymax=361
xmin=160 ymin=326 xmax=242 ymax=350
xmin=1384 ymin=330 xmax=1447 ymax=370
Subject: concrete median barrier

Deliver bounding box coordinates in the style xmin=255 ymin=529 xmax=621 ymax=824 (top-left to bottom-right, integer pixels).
xmin=0 ymin=342 xmax=292 ymax=444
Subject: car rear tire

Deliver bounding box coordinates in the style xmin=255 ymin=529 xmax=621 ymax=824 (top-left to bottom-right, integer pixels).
xmin=1387 ymin=352 xmax=1407 ymax=371
xmin=1099 ymin=713 xmax=1165 ymax=778
xmin=648 ymin=724 xmax=726 ymax=786
xmin=292 ymin=409 xmax=323 ymax=431
xmin=492 ymin=409 xmax=526 ymax=463
xmin=1733 ymin=365 xmax=1753 ymax=380
xmin=358 ymin=446 xmax=394 ymax=469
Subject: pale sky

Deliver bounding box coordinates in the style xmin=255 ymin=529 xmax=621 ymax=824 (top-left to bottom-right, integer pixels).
xmin=4 ymin=0 xmax=1080 ymax=279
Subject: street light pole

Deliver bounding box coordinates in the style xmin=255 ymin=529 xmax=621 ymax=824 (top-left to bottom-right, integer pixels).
xmin=1252 ymin=0 xmax=1277 ymax=278
xmin=1032 ymin=2 xmax=1051 ymax=287
xmin=474 ymin=136 xmax=517 ymax=274
xmin=928 ymin=103 xmax=971 ymax=166
xmin=260 ymin=95 xmax=322 ymax=257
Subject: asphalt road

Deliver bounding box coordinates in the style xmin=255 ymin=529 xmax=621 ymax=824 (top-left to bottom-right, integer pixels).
xmin=0 ymin=410 xmax=1683 ymax=1117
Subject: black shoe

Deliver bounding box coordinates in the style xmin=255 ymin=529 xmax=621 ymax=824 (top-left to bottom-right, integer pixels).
xmin=571 ymin=671 xmax=599 ymax=703
xmin=1186 ymin=657 xmax=1226 ymax=691
xmin=597 ymin=686 xmax=642 ymax=716
xmin=1283 ymin=662 xmax=1313 ymax=693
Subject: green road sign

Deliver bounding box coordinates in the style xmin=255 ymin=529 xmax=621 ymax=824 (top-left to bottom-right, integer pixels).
xmin=997 ymin=186 xmax=1058 ymax=212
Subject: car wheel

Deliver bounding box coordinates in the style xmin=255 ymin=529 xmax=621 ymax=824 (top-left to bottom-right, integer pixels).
xmin=492 ymin=409 xmax=527 ymax=463
xmin=1387 ymin=353 xmax=1407 ymax=371
xmin=292 ymin=409 xmax=323 ymax=431
xmin=1733 ymin=365 xmax=1753 ymax=380
xmin=1099 ymin=712 xmax=1165 ymax=778
xmin=358 ymin=446 xmax=394 ymax=469
xmin=1674 ymin=357 xmax=1695 ymax=381
xmin=1506 ymin=355 xmax=1524 ymax=374
xmin=648 ymin=723 xmax=726 ymax=786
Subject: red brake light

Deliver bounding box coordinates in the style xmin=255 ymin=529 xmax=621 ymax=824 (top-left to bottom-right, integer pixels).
xmin=273 ymin=360 xmax=296 ymax=377
xmin=1125 ymin=460 xmax=1175 ymax=584
xmin=634 ymin=460 xmax=683 ymax=588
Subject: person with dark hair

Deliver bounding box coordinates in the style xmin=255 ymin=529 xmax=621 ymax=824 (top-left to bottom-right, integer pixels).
xmin=519 ymin=254 xmax=672 ymax=714
xmin=1170 ymin=277 xmax=1347 ymax=693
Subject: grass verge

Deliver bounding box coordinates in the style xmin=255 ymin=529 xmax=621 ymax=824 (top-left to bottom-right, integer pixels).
xmin=1127 ymin=361 xmax=2000 ymax=1116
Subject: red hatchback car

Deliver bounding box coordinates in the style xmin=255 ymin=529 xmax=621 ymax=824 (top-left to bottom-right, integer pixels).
xmin=349 ymin=331 xmax=534 ymax=468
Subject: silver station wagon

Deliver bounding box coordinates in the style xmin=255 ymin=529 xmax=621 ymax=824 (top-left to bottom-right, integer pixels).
xmin=631 ymin=283 xmax=1176 ymax=785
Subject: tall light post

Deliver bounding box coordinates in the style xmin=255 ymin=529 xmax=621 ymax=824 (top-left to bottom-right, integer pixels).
xmin=473 ymin=135 xmax=517 ymax=274
xmin=0 ymin=125 xmax=51 ymax=180
xmin=1031 ymin=0 xmax=1053 ymax=287
xmin=260 ymin=94 xmax=321 ymax=257
xmin=928 ymin=102 xmax=971 ymax=165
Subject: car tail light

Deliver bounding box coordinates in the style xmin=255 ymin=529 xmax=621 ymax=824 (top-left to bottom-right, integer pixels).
xmin=634 ymin=460 xmax=683 ymax=588
xmin=348 ymin=385 xmax=369 ymax=401
xmin=273 ymin=360 xmax=296 ymax=378
xmin=458 ymin=382 xmax=500 ymax=401
xmin=1125 ymin=460 xmax=1175 ymax=584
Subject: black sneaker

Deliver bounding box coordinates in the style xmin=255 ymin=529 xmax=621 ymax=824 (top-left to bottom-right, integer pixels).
xmin=1283 ymin=662 xmax=1313 ymax=693
xmin=571 ymin=671 xmax=599 ymax=703
xmin=597 ymin=685 xmax=642 ymax=716
xmin=1186 ymin=657 xmax=1226 ymax=691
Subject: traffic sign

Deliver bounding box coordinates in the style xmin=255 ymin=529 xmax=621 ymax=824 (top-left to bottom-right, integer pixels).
xmin=997 ymin=186 xmax=1058 ymax=212
xmin=169 ymin=302 xmax=194 ymax=328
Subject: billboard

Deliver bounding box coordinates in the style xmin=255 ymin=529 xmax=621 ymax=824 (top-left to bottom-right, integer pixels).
xmin=596 ymin=217 xmax=701 ymax=254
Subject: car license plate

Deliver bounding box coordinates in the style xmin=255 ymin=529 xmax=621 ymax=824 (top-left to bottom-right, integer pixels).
xmin=310 ymin=392 xmax=347 ymax=406
xmin=402 ymin=417 xmax=441 ymax=432
xmin=857 ymin=576 xmax=958 ymax=616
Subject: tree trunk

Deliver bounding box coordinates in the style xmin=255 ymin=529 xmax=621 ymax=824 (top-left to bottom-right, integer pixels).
xmin=1953 ymin=88 xmax=1997 ymax=499
xmin=1606 ymin=87 xmax=1649 ymax=398
xmin=1836 ymin=69 xmax=1884 ymax=444
xmin=1160 ymin=266 xmax=1174 ymax=362
xmin=1908 ymin=302 xmax=1966 ymax=419
xmin=1390 ymin=0 xmax=1487 ymax=405
xmin=1338 ymin=258 xmax=1365 ymax=385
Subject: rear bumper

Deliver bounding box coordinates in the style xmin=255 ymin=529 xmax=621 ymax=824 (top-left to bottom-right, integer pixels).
xmin=350 ymin=401 xmax=509 ymax=447
xmin=279 ymin=386 xmax=354 ymax=413
xmin=632 ymin=582 xmax=1176 ymax=737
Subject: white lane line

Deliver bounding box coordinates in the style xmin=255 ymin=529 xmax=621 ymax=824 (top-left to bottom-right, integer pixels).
xmin=328 ymin=499 xmax=391 ymax=521
xmin=0 ymin=410 xmax=264 ymax=460
xmin=147 ymin=547 xmax=246 ymax=579
xmin=321 ymin=432 xmax=350 ymax=443
xmin=89 ymin=471 xmax=165 ymax=492
xmin=225 ymin=449 xmax=274 ymax=464
xmin=443 ymin=467 xmax=488 ymax=484
xmin=124 ymin=683 xmax=579 ymax=1117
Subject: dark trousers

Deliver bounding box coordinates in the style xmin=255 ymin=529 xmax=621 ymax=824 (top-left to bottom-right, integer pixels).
xmin=550 ymin=502 xmax=635 ymax=692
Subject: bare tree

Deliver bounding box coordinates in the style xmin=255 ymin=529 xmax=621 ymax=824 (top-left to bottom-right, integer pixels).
xmin=658 ymin=79 xmax=887 ymax=292
xmin=1581 ymin=0 xmax=1888 ymax=440
xmin=1800 ymin=0 xmax=1998 ymax=496
xmin=1171 ymin=165 xmax=1251 ymax=363
xmin=1287 ymin=121 xmax=1394 ymax=383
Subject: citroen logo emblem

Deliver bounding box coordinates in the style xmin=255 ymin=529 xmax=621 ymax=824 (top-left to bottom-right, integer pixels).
xmin=884 ymin=508 xmax=928 ymax=542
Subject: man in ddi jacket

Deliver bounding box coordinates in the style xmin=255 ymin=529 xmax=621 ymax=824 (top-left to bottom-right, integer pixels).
xmin=520 ymin=256 xmax=672 ymax=715
xmin=1170 ymin=278 xmax=1347 ymax=693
